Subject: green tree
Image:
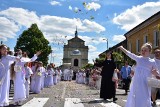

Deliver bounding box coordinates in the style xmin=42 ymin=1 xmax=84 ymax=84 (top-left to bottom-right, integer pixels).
xmin=14 ymin=23 xmax=52 ymax=65
xmin=112 ymin=52 xmax=123 ymax=69
xmin=82 ymin=63 xmax=94 ymax=69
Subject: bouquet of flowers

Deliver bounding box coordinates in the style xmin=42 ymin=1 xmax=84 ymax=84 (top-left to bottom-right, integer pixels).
xmin=37 ymin=70 xmax=42 ymax=76
xmin=14 ymin=65 xmax=22 ymax=72
xmin=112 ymin=69 xmax=119 ymax=82
xmin=147 ymin=77 xmax=160 ymax=88
xmin=92 ymin=75 xmax=98 ymax=81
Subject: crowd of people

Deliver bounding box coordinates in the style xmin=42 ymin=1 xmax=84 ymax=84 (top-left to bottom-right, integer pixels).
xmin=0 ymin=44 xmax=64 ymax=106
xmin=74 ymin=42 xmax=160 ymax=107
xmin=1 ymin=42 xmax=160 ymax=107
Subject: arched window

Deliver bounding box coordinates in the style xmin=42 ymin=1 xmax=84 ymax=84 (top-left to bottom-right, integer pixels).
xmin=74 ymin=59 xmax=78 ymax=66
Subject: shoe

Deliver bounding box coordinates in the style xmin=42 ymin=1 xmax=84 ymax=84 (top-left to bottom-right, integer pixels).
xmin=124 ymin=92 xmax=128 ymax=95
xmin=152 ymin=102 xmax=157 ymax=107
xmin=113 ymin=98 xmax=118 ymax=102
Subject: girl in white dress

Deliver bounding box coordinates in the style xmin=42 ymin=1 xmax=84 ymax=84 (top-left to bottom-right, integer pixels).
xmin=45 ymin=65 xmax=54 ymax=87
xmin=33 ymin=62 xmax=42 ymax=94
xmin=40 ymin=63 xmax=45 ymax=90
xmin=53 ymin=68 xmax=58 ymax=85
xmin=30 ymin=61 xmax=38 ymax=92
xmin=96 ymin=71 xmax=102 ymax=90
xmin=0 ymin=45 xmax=19 ymax=106
xmin=24 ymin=62 xmax=33 ymax=98
xmin=57 ymin=68 xmax=62 ymax=83
xmin=33 ymin=61 xmax=43 ymax=94
xmin=11 ymin=50 xmax=40 ymax=105
xmin=119 ymin=43 xmax=159 ymax=107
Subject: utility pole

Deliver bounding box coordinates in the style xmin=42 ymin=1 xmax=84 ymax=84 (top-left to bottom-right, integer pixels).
xmin=103 ymin=38 xmax=108 ymax=50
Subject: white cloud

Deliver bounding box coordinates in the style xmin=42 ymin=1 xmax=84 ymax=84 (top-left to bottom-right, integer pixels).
xmin=113 ymin=2 xmax=160 ymax=31
xmin=48 ymin=52 xmax=63 ymax=66
xmin=112 ymin=35 xmax=126 ymax=42
xmin=0 ymin=7 xmax=105 ymax=42
xmin=0 ymin=17 xmax=19 ymax=41
xmin=85 ymin=2 xmax=101 ymax=11
xmin=39 ymin=16 xmax=105 ymax=43
xmin=88 ymin=45 xmax=97 ymax=52
xmin=0 ymin=7 xmax=106 ymax=66
xmin=78 ymin=36 xmax=100 ymax=45
xmin=88 ymin=51 xmax=101 ymax=64
xmin=0 ymin=7 xmax=39 ymax=27
xmin=50 ymin=1 xmax=62 ymax=6
xmin=81 ymin=19 xmax=105 ymax=33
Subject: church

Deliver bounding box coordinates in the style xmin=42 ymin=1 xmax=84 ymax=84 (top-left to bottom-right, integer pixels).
xmin=62 ymin=28 xmax=88 ymax=70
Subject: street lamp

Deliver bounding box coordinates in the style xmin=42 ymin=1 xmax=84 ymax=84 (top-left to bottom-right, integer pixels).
xmin=103 ymin=38 xmax=108 ymax=50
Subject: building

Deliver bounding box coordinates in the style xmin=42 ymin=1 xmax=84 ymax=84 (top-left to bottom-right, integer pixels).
xmin=62 ymin=28 xmax=89 ymax=70
xmin=125 ymin=11 xmax=160 ymax=57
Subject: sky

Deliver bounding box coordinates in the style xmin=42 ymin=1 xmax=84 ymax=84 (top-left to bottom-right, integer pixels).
xmin=0 ymin=0 xmax=160 ymax=66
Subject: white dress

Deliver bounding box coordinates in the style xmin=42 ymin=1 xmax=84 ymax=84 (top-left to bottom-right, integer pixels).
xmin=33 ymin=67 xmax=42 ymax=94
xmin=0 ymin=55 xmax=17 ymax=106
xmin=13 ymin=55 xmax=37 ymax=103
xmin=24 ymin=66 xmax=33 ymax=98
xmin=96 ymin=75 xmax=102 ymax=90
xmin=41 ymin=67 xmax=45 ymax=90
xmin=125 ymin=51 xmax=157 ymax=107
xmin=30 ymin=66 xmax=36 ymax=92
xmin=53 ymin=69 xmax=58 ymax=84
xmin=45 ymin=69 xmax=54 ymax=87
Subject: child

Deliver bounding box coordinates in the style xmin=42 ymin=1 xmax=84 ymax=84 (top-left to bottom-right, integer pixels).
xmin=24 ymin=62 xmax=33 ymax=98
xmin=119 ymin=43 xmax=159 ymax=107
xmin=11 ymin=49 xmax=40 ymax=105
xmin=45 ymin=65 xmax=54 ymax=87
xmin=112 ymin=68 xmax=119 ymax=89
xmin=33 ymin=61 xmax=43 ymax=94
xmin=0 ymin=45 xmax=20 ymax=106
xmin=96 ymin=71 xmax=102 ymax=90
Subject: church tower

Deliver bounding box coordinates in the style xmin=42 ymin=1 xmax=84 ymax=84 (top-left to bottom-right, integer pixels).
xmin=62 ymin=28 xmax=88 ymax=70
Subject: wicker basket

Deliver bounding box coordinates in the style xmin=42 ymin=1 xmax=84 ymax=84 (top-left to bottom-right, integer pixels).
xmin=147 ymin=77 xmax=160 ymax=88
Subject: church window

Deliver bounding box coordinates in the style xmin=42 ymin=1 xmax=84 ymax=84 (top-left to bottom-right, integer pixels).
xmin=74 ymin=59 xmax=78 ymax=66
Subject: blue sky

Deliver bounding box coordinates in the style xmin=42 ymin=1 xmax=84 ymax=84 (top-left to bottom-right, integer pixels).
xmin=0 ymin=0 xmax=160 ymax=66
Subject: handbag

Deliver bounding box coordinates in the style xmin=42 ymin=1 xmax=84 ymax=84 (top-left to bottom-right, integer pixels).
xmin=112 ymin=71 xmax=118 ymax=82
xmin=147 ymin=77 xmax=160 ymax=88
xmin=127 ymin=75 xmax=132 ymax=80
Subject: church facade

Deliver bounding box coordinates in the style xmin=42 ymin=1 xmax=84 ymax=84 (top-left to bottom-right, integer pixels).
xmin=62 ymin=29 xmax=88 ymax=69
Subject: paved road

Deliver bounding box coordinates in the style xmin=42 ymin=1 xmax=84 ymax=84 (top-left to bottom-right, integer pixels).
xmin=8 ymin=81 xmax=160 ymax=107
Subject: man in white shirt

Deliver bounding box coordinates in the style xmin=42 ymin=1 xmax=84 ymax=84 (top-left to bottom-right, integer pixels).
xmin=151 ymin=49 xmax=160 ymax=107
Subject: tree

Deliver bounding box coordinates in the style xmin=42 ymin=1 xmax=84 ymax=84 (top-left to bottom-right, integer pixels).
xmin=82 ymin=63 xmax=94 ymax=69
xmin=14 ymin=23 xmax=52 ymax=65
xmin=112 ymin=52 xmax=123 ymax=69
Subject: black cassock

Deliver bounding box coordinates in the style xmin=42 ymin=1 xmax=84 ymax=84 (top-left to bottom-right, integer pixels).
xmin=95 ymin=59 xmax=116 ymax=99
